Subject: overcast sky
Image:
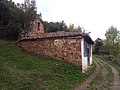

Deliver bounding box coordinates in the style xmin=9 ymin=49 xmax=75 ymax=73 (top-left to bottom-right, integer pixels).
xmin=13 ymin=0 xmax=120 ymax=40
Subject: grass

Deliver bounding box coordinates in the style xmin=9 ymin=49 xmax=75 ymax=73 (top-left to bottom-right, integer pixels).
xmin=114 ymin=65 xmax=120 ymax=76
xmin=104 ymin=63 xmax=113 ymax=89
xmin=86 ymin=61 xmax=96 ymax=76
xmin=96 ymin=55 xmax=120 ymax=76
xmin=101 ymin=56 xmax=120 ymax=76
xmin=87 ymin=59 xmax=103 ymax=90
xmin=0 ymin=39 xmax=96 ymax=90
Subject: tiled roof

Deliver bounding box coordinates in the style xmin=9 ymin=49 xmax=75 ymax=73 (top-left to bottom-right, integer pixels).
xmin=19 ymin=31 xmax=94 ymax=44
xmin=20 ymin=31 xmax=85 ymax=40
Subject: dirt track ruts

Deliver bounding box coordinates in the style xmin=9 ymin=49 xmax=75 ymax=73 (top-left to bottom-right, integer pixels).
xmin=74 ymin=57 xmax=120 ymax=90
xmin=74 ymin=60 xmax=100 ymax=90
xmin=95 ymin=57 xmax=120 ymax=90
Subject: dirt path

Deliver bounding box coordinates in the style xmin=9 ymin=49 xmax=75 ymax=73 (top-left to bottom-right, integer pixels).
xmin=87 ymin=57 xmax=113 ymax=90
xmin=74 ymin=60 xmax=100 ymax=90
xmin=111 ymin=65 xmax=120 ymax=90
xmin=74 ymin=57 xmax=120 ymax=90
xmin=95 ymin=57 xmax=120 ymax=90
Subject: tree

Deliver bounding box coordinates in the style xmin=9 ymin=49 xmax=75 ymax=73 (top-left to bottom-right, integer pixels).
xmin=93 ymin=38 xmax=103 ymax=54
xmin=0 ymin=0 xmax=9 ymax=26
xmin=76 ymin=26 xmax=82 ymax=32
xmin=105 ymin=26 xmax=119 ymax=45
xmin=44 ymin=21 xmax=69 ymax=32
xmin=1 ymin=0 xmax=23 ymax=40
xmin=0 ymin=0 xmax=38 ymax=40
xmin=18 ymin=0 xmax=37 ymax=30
xmin=68 ymin=24 xmax=77 ymax=32
xmin=105 ymin=26 xmax=120 ymax=56
xmin=68 ymin=24 xmax=83 ymax=32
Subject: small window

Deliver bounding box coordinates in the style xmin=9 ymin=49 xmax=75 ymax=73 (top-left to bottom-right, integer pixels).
xmin=38 ymin=22 xmax=40 ymax=31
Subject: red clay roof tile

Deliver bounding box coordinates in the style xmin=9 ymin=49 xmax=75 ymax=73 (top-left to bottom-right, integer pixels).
xmin=20 ymin=31 xmax=84 ymax=40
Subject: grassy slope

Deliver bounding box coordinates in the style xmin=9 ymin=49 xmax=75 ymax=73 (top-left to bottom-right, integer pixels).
xmin=0 ymin=39 xmax=95 ymax=90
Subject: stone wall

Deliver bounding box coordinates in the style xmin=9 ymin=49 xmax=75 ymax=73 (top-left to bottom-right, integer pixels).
xmin=29 ymin=20 xmax=44 ymax=35
xmin=32 ymin=21 xmax=44 ymax=34
xmin=19 ymin=37 xmax=82 ymax=70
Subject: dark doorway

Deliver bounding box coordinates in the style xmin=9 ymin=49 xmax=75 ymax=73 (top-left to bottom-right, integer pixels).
xmin=87 ymin=48 xmax=90 ymax=66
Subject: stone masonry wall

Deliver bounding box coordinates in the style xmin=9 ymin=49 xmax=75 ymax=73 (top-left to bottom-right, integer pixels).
xmin=32 ymin=21 xmax=44 ymax=34
xmin=19 ymin=38 xmax=82 ymax=70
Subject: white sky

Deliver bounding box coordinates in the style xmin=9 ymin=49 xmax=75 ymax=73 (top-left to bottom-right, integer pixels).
xmin=13 ymin=0 xmax=120 ymax=40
